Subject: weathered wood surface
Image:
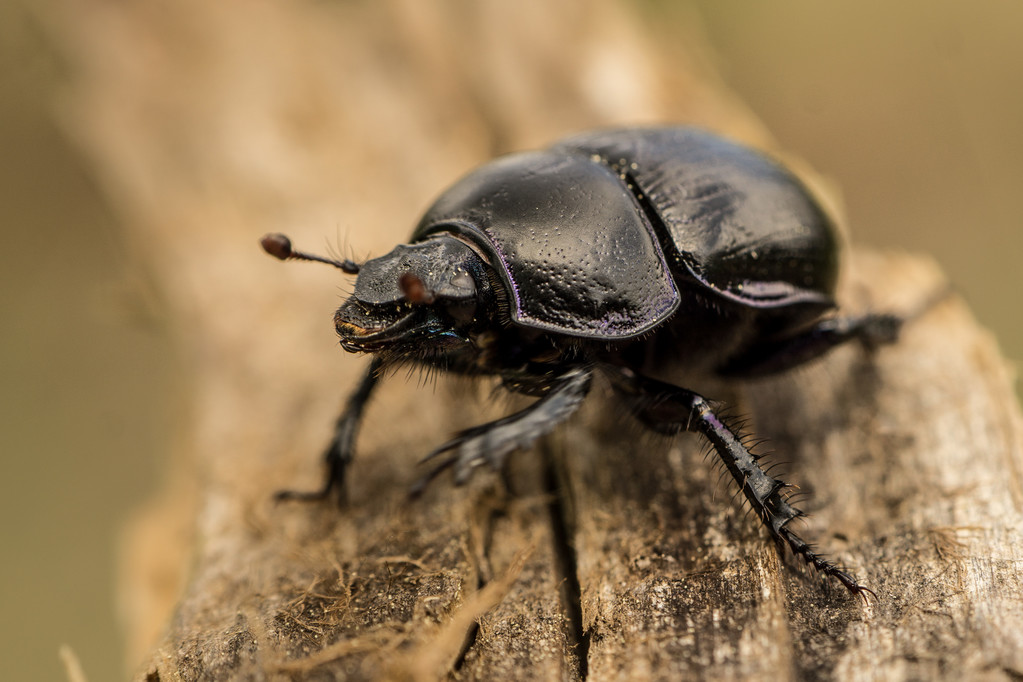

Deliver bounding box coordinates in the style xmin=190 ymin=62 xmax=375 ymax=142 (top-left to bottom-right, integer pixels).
xmin=50 ymin=1 xmax=1023 ymax=679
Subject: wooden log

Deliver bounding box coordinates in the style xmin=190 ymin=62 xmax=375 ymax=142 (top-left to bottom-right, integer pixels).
xmin=48 ymin=1 xmax=1023 ymax=679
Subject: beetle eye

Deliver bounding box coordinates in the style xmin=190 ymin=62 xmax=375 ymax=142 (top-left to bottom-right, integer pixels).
xmin=398 ymin=272 xmax=436 ymax=305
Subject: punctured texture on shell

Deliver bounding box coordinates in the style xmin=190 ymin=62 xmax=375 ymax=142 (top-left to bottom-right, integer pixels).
xmin=414 ymin=150 xmax=679 ymax=338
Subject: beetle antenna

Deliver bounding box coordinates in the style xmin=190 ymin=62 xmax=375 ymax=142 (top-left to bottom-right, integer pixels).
xmin=260 ymin=233 xmax=360 ymax=274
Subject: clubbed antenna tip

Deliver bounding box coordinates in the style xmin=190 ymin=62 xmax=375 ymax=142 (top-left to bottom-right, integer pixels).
xmin=260 ymin=233 xmax=294 ymax=260
xmin=259 ymin=233 xmax=360 ymax=274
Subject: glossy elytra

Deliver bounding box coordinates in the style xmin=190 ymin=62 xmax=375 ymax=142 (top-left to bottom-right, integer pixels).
xmin=262 ymin=127 xmax=902 ymax=600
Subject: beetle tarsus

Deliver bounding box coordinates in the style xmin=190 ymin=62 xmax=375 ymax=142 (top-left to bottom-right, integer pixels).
xmin=856 ymin=313 xmax=903 ymax=350
xmin=410 ymin=368 xmax=592 ymax=494
xmin=275 ymin=436 xmax=349 ymax=505
xmin=275 ymin=358 xmax=382 ymax=506
xmin=275 ymin=479 xmax=340 ymax=504
xmin=607 ymin=365 xmax=873 ymax=599
xmin=779 ymin=525 xmax=878 ymax=603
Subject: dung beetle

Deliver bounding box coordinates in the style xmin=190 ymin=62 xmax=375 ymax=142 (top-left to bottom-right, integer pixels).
xmin=262 ymin=127 xmax=901 ymax=600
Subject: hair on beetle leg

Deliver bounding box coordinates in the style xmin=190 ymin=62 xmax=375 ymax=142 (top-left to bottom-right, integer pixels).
xmin=763 ymin=460 xmax=793 ymax=477
xmin=740 ymin=435 xmax=771 ymax=451
xmin=699 ymin=438 xmax=717 ymax=464
xmin=784 ymin=490 xmax=811 ymax=506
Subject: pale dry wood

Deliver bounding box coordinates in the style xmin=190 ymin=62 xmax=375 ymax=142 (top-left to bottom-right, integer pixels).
xmin=47 ymin=1 xmax=1023 ymax=680
xmin=567 ymin=251 xmax=1023 ymax=681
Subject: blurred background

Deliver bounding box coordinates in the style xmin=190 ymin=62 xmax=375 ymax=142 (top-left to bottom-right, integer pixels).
xmin=1 ymin=0 xmax=1019 ymax=679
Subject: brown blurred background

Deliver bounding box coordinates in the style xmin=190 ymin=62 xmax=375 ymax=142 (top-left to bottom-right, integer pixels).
xmin=1 ymin=1 xmax=1019 ymax=679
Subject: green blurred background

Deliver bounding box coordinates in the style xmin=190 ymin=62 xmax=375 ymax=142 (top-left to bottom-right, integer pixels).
xmin=1 ymin=1 xmax=1019 ymax=679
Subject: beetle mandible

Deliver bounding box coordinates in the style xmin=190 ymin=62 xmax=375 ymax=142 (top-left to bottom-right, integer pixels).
xmin=262 ymin=126 xmax=901 ymax=599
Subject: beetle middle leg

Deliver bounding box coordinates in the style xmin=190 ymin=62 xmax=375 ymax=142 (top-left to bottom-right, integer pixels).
xmin=606 ymin=365 xmax=875 ymax=600
xmin=411 ymin=367 xmax=592 ymax=494
xmin=276 ymin=357 xmax=383 ymax=504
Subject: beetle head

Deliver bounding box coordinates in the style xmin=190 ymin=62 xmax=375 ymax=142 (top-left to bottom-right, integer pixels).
xmin=334 ymin=236 xmax=491 ymax=354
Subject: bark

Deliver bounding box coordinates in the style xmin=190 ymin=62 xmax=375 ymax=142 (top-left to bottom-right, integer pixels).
xmin=48 ymin=1 xmax=1023 ymax=679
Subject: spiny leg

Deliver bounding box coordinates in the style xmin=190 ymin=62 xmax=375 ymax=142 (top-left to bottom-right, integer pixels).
xmin=411 ymin=366 xmax=592 ymax=495
xmin=608 ymin=365 xmax=874 ymax=601
xmin=277 ymin=356 xmax=383 ymax=504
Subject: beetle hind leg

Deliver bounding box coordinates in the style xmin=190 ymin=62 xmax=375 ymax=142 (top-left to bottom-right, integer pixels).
xmin=607 ymin=365 xmax=874 ymax=601
xmin=720 ymin=313 xmax=902 ymax=378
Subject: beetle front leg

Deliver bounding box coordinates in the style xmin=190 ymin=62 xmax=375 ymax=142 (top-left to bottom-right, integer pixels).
xmin=277 ymin=357 xmax=383 ymax=504
xmin=607 ymin=366 xmax=874 ymax=601
xmin=411 ymin=367 xmax=592 ymax=494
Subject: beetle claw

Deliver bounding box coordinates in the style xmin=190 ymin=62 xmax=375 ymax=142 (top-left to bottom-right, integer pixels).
xmin=409 ymin=456 xmax=457 ymax=498
xmin=411 ymin=370 xmax=591 ymax=495
xmin=413 ymin=430 xmax=509 ymax=494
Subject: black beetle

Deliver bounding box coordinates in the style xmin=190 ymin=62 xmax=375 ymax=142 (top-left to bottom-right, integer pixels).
xmin=262 ymin=127 xmax=901 ymax=600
